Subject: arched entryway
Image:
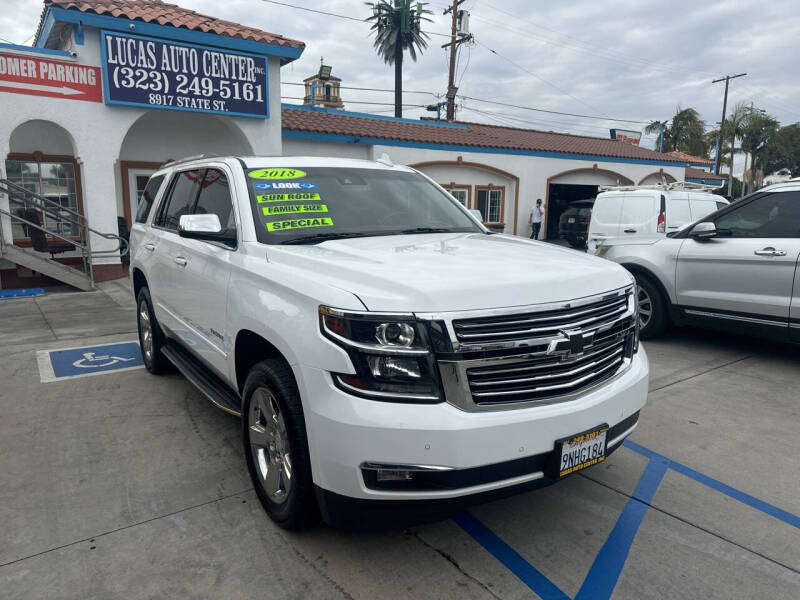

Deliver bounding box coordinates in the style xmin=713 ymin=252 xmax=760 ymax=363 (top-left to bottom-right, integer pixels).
xmin=638 ymin=170 xmax=676 ymax=185
xmin=6 ymin=120 xmax=81 ymax=244
xmin=544 ymin=167 xmax=633 ymax=240
xmin=118 ymin=110 xmax=254 ymax=227
xmin=409 ymin=159 xmax=520 ymax=234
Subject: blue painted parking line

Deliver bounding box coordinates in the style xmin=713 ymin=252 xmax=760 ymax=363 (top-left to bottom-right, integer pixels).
xmin=454 ymin=441 xmax=800 ymax=600
xmin=623 ymin=439 xmax=800 ymax=530
xmin=574 ymin=457 xmax=669 ymax=600
xmin=454 ymin=510 xmax=570 ymax=600
xmin=36 ymin=341 xmax=144 ymax=382
xmin=0 ymin=288 xmax=45 ymax=298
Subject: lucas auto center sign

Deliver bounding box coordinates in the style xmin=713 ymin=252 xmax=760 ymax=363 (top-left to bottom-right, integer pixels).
xmin=0 ymin=52 xmax=102 ymax=102
xmin=101 ymin=31 xmax=269 ymax=118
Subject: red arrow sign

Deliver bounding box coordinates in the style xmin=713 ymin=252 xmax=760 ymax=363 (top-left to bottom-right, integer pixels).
xmin=0 ymin=52 xmax=102 ymax=102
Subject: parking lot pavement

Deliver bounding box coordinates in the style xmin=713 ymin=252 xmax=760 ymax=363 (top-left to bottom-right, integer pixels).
xmin=1 ymin=289 xmax=798 ymax=599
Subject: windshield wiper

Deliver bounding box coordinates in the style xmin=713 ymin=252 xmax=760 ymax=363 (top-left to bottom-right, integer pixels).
xmin=398 ymin=227 xmax=459 ymax=234
xmin=279 ymin=232 xmax=375 ymax=245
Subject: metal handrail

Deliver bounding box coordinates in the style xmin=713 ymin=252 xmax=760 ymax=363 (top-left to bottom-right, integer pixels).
xmin=0 ymin=178 xmax=129 ymax=289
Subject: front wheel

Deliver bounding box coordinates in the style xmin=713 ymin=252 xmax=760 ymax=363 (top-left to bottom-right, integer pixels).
xmin=635 ymin=274 xmax=668 ymax=339
xmin=242 ymin=359 xmax=318 ymax=529
xmin=136 ymin=287 xmax=172 ymax=374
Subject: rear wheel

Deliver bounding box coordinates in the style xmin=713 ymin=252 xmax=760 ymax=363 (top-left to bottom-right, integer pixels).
xmin=136 ymin=287 xmax=172 ymax=374
xmin=242 ymin=359 xmax=318 ymax=529
xmin=634 ymin=274 xmax=668 ymax=339
xmin=566 ymin=236 xmax=585 ymax=249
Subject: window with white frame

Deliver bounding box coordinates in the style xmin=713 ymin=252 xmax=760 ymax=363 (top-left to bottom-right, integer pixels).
xmin=476 ymin=188 xmax=502 ymax=222
xmin=448 ymin=188 xmax=468 ymax=206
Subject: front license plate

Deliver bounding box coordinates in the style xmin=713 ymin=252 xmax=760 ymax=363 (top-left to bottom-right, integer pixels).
xmin=556 ymin=425 xmax=608 ymax=478
xmin=568 ymin=217 xmax=576 ymax=223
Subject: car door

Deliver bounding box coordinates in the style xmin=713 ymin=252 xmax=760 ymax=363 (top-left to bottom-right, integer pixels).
xmin=169 ymin=167 xmax=236 ymax=377
xmin=666 ymin=193 xmax=691 ymax=233
xmin=587 ymin=194 xmax=623 ymax=252
xmin=148 ymin=168 xmax=203 ymax=335
xmin=675 ymin=190 xmax=800 ymax=334
xmin=619 ymin=193 xmax=659 ymax=237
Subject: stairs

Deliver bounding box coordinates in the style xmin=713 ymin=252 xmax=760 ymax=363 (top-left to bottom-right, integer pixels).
xmin=0 ymin=244 xmax=94 ymax=291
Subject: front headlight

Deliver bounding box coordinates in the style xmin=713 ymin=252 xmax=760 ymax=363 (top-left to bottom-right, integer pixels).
xmin=319 ymin=306 xmax=443 ymax=402
xmin=628 ymin=287 xmax=640 ymax=353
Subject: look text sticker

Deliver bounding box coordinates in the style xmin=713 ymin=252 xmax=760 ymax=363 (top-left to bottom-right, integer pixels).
xmin=257 ymin=192 xmax=321 ymax=203
xmin=254 ymin=182 xmax=317 ymax=190
xmin=262 ymin=204 xmax=328 ymax=215
xmin=266 ymin=217 xmax=334 ymax=232
xmin=249 ymin=168 xmax=306 ymax=180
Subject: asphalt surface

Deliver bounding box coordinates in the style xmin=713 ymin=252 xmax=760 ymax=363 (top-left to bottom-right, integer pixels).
xmin=0 ymin=281 xmax=798 ymax=600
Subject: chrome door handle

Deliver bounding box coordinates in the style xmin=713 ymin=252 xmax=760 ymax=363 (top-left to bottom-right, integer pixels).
xmin=143 ymin=243 xmax=156 ymax=252
xmin=174 ymin=256 xmax=188 ymax=267
xmin=754 ymin=247 xmax=786 ymax=257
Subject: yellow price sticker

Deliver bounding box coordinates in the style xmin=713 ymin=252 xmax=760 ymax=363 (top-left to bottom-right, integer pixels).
xmin=262 ymin=204 xmax=328 ymax=215
xmin=266 ymin=217 xmax=334 ymax=232
xmin=257 ymin=192 xmax=321 ymax=203
xmin=249 ymin=168 xmax=307 ymax=180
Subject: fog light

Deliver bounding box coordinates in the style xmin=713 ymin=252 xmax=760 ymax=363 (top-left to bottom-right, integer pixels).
xmin=367 ymin=356 xmax=422 ymax=379
xmin=376 ymin=469 xmax=414 ymax=482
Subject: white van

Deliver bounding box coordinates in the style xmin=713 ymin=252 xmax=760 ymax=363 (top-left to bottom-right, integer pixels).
xmin=586 ymin=187 xmax=728 ymax=253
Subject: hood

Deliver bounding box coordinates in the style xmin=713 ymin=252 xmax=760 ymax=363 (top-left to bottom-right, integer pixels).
xmin=265 ymin=233 xmax=633 ymax=313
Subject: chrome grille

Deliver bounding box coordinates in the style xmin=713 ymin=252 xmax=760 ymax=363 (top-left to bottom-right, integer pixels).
xmin=435 ymin=286 xmax=637 ymax=411
xmin=452 ymin=293 xmax=629 ymax=346
xmin=466 ymin=337 xmax=628 ymax=405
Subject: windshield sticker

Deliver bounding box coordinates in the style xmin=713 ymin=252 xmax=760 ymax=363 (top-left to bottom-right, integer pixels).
xmin=262 ymin=204 xmax=328 ymax=216
xmin=257 ymin=192 xmax=321 ymax=203
xmin=248 ymin=168 xmax=307 ymax=180
xmin=266 ymin=217 xmax=334 ymax=232
xmin=254 ymin=182 xmax=317 ymax=190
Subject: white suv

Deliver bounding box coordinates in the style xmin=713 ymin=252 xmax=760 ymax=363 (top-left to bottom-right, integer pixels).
xmin=130 ymin=156 xmax=648 ymax=528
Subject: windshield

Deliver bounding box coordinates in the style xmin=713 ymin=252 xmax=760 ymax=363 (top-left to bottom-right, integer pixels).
xmin=244 ymin=166 xmax=483 ymax=244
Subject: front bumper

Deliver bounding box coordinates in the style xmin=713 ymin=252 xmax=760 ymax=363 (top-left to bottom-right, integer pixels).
xmin=296 ymin=346 xmax=648 ymax=502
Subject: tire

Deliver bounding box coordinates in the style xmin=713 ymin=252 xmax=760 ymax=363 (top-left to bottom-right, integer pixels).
xmin=242 ymin=359 xmax=318 ymax=529
xmin=136 ymin=287 xmax=172 ymax=374
xmin=634 ymin=273 xmax=668 ymax=339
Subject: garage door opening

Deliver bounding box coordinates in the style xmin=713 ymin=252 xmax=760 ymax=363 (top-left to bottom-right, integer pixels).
xmin=545 ymin=183 xmax=598 ymax=241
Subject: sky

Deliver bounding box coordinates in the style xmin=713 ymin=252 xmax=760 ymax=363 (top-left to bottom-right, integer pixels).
xmin=2 ymin=0 xmax=800 ymax=157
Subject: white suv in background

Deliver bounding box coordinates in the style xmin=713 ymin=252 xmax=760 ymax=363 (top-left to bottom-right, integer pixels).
xmin=596 ymin=180 xmax=800 ymax=341
xmin=129 ymin=156 xmax=647 ymax=528
xmin=587 ymin=186 xmax=728 ymax=253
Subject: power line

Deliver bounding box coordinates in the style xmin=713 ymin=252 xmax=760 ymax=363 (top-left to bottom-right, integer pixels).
xmin=281 ymin=81 xmax=437 ymax=96
xmin=460 ymin=105 xmax=616 ymax=136
xmin=473 ymin=39 xmax=609 ymax=117
xmin=259 ymin=0 xmax=451 ymax=36
xmin=460 ymin=95 xmax=649 ymax=124
xmin=281 ymin=96 xmax=428 ymax=108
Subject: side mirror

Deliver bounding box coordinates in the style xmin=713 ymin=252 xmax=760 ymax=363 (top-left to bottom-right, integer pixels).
xmin=178 ymin=214 xmax=235 ymax=245
xmin=690 ymin=221 xmax=717 ymax=239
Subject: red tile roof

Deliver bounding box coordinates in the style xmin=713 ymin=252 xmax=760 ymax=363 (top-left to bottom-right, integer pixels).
xmin=282 ymin=107 xmax=688 ymax=164
xmin=667 ymin=151 xmax=714 ymax=165
xmin=36 ymin=0 xmax=304 ymax=49
xmin=685 ymin=167 xmax=725 ymax=181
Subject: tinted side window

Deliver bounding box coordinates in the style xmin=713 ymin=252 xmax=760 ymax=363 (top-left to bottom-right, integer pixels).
xmin=156 ymin=169 xmax=202 ymax=231
xmin=714 ymin=192 xmax=800 ymax=238
xmin=193 ymin=169 xmax=235 ymax=232
xmin=135 ymin=175 xmax=165 ymax=224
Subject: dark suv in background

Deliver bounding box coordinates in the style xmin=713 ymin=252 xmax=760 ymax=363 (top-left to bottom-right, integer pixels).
xmin=558 ymin=199 xmax=594 ymax=248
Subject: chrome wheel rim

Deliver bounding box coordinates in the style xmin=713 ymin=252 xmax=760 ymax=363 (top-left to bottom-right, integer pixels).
xmin=138 ymin=301 xmax=153 ymax=362
xmin=637 ymin=287 xmax=653 ymax=330
xmin=248 ymin=387 xmax=292 ymax=504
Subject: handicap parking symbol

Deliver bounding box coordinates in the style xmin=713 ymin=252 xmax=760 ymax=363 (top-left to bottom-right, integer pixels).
xmin=37 ymin=341 xmax=144 ymax=382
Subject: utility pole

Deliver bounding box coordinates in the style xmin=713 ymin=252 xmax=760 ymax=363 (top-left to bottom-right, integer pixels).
xmin=712 ymin=72 xmax=746 ymax=176
xmin=443 ymin=0 xmax=470 ymax=121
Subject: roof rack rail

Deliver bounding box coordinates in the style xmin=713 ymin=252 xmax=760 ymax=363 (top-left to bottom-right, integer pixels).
xmin=162 ymin=154 xmax=223 ymax=168
xmin=598 ymin=181 xmax=719 ymax=193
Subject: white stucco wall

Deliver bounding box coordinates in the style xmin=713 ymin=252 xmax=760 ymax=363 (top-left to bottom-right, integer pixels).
xmin=282 ymin=138 xmax=370 ymax=160
xmin=1 ymin=26 xmax=284 ymax=266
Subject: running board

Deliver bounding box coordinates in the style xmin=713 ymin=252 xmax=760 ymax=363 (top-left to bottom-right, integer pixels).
xmin=161 ymin=340 xmax=242 ymax=417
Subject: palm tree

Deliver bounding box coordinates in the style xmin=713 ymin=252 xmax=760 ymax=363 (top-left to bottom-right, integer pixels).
xmin=366 ymin=1 xmax=432 ymax=118
xmin=645 ymin=108 xmax=706 ymax=156
xmin=722 ymin=103 xmax=750 ymax=196
xmin=740 ymin=109 xmax=779 ymax=193
xmin=644 ymin=120 xmax=669 ymax=152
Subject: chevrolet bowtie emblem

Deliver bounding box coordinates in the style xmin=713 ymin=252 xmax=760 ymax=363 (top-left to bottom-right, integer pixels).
xmin=547 ymin=329 xmax=592 ymax=359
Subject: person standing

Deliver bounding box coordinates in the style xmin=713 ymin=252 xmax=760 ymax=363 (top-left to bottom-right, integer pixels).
xmin=530 ymin=198 xmax=544 ymax=240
